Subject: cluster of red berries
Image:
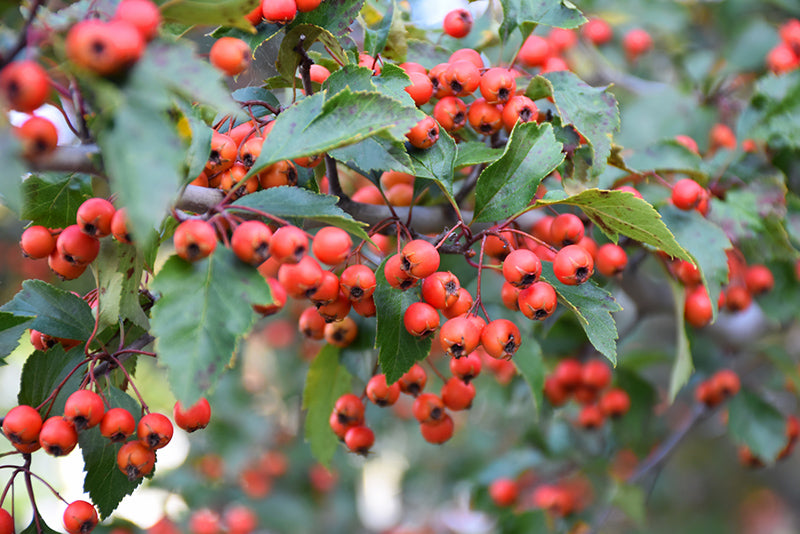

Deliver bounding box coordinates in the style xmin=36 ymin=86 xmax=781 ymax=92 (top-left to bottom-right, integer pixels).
xmin=247 ymin=0 xmax=324 ymax=26
xmin=187 ymin=504 xmax=259 ymax=534
xmin=488 ymin=473 xmax=593 ymax=518
xmin=766 ymin=19 xmax=800 ymax=74
xmin=739 ymin=415 xmax=799 ymax=468
xmin=19 ymin=196 xmax=132 ymax=280
xmin=544 ymin=358 xmax=631 ymax=428
xmin=694 ymin=369 xmax=741 ymax=408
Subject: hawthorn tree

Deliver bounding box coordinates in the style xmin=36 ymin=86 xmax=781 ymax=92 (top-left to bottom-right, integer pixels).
xmin=1 ymin=0 xmax=800 ymax=532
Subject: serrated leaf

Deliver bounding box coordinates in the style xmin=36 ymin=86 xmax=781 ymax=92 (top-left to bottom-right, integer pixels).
xmin=546 ymin=71 xmax=619 ymax=179
xmin=150 ymin=248 xmax=272 ymax=405
xmin=330 ymin=134 xmax=415 ymax=175
xmin=667 ymin=278 xmax=693 ymax=402
xmin=363 ymin=0 xmax=395 ymax=57
xmin=96 ymin=96 xmax=183 ymax=244
xmin=0 ymin=312 xmax=32 ymax=362
xmin=18 ymin=345 xmax=85 ymax=415
xmin=499 ymin=0 xmax=586 ymax=40
xmin=1 ymin=280 xmax=94 ymax=341
xmin=277 ymin=24 xmax=348 ymax=82
xmin=161 ymin=0 xmax=260 ymax=31
xmin=473 ymin=122 xmax=564 ymax=223
xmin=540 ymin=262 xmax=621 ymax=364
xmin=80 ymin=386 xmax=143 ymax=518
xmin=231 ymin=187 xmax=369 ymax=240
xmin=513 ymin=336 xmax=544 ymax=418
xmin=525 ymin=75 xmax=553 ymax=101
xmin=292 ymin=0 xmax=365 ymax=36
xmin=0 ymin=127 xmax=27 ymax=214
xmin=248 ymin=89 xmax=419 ymax=174
xmin=407 ymin=127 xmax=459 ymax=211
xmin=20 ymin=516 xmax=61 ymax=534
xmin=728 ymin=389 xmax=787 ymax=464
xmin=748 ymin=70 xmax=800 ymax=149
xmin=373 ymin=64 xmax=415 ymax=107
xmin=454 ymin=142 xmax=504 ymax=169
xmin=537 ymin=189 xmax=693 ymax=262
xmin=96 ymin=240 xmax=148 ymax=332
xmin=373 ymin=259 xmax=433 ymax=384
xmin=660 ymin=205 xmax=731 ymax=321
xmin=20 ymin=174 xmax=92 ymax=228
xmin=624 ymin=139 xmax=706 ymax=180
xmin=302 ymin=344 xmax=353 ymax=465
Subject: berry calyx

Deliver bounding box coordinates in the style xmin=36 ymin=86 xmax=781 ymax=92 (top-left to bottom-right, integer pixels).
xmin=439 ymin=316 xmax=482 ymax=359
xmin=489 ymin=478 xmax=518 ymax=507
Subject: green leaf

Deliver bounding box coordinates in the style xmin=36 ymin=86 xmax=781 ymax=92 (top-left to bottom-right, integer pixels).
xmin=728 ymin=389 xmax=787 ymax=464
xmin=231 ymin=187 xmax=369 ymax=240
xmin=80 ymin=386 xmax=144 ymax=518
xmin=537 ymin=189 xmax=693 ymax=262
xmin=373 ymin=63 xmax=415 ymax=107
xmin=150 ymin=248 xmax=272 ymax=405
xmin=373 ymin=259 xmax=433 ymax=384
xmin=248 ymin=89 xmax=419 ymax=174
xmin=407 ymin=127 xmax=459 ymax=211
xmin=302 ymin=344 xmax=353 ymax=465
xmin=498 ymin=510 xmax=548 ymax=534
xmin=454 ymin=142 xmax=504 ymax=169
xmin=1 ymin=280 xmax=94 ymax=341
xmin=0 ymin=312 xmax=32 ymax=362
xmin=363 ymin=0 xmax=395 ymax=57
xmin=292 ymin=0 xmax=365 ymax=36
xmin=748 ymin=70 xmax=800 ymax=150
xmin=610 ymin=482 xmax=647 ymax=527
xmin=211 ymin=23 xmax=284 ymax=53
xmin=0 ymin=127 xmax=27 ymax=214
xmin=20 ymin=516 xmax=61 ymax=534
xmin=513 ymin=337 xmax=544 ymax=418
xmin=96 ymin=96 xmax=183 ymax=244
xmin=330 ymin=134 xmax=415 ymax=175
xmin=524 ymin=75 xmax=553 ymax=101
xmin=18 ymin=345 xmax=85 ymax=415
xmin=277 ymin=25 xmax=348 ymax=82
xmin=499 ymin=0 xmax=586 ymax=39
xmin=540 ymin=262 xmax=621 ymax=364
xmin=95 ymin=240 xmax=149 ymax=332
xmin=178 ymin=102 xmax=214 ymax=184
xmin=667 ymin=278 xmax=693 ymax=402
xmin=546 ymin=71 xmax=619 ymax=179
xmin=20 ymin=174 xmax=92 ymax=228
xmin=473 ymin=122 xmax=564 ymax=223
xmin=624 ymin=139 xmax=706 ymax=180
xmin=160 ymin=0 xmax=260 ymax=31
xmin=660 ymin=205 xmax=732 ymax=321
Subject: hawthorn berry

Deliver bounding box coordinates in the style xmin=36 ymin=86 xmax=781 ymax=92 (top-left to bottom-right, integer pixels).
xmin=205 ymin=131 xmax=237 ymax=175
xmin=398 ymin=363 xmax=427 ymax=396
xmin=599 ymin=388 xmax=631 ymax=418
xmin=744 ymin=265 xmax=774 ymax=295
xmin=63 ymin=500 xmax=99 ymax=534
xmin=39 ymin=416 xmax=79 ymax=456
xmin=671 ymin=179 xmax=705 ymax=211
xmin=358 ymin=53 xmax=383 ymax=75
xmin=210 ymin=37 xmax=251 ymax=76
xmin=312 ymin=226 xmax=352 ymax=266
xmin=404 ymin=301 xmax=440 ymax=337
xmin=518 ymin=35 xmax=551 ymax=68
xmin=441 ymin=377 xmax=475 ymax=411
xmin=684 ymin=285 xmax=713 ymax=328
xmin=596 ymin=243 xmax=628 ymax=277
xmin=443 ymin=8 xmax=473 ymax=38
xmin=544 ymin=376 xmax=569 ymax=406
xmin=518 ymin=281 xmax=557 ymax=320
xmin=20 ymin=225 xmax=55 ymax=259
xmin=553 ymin=358 xmax=583 ymax=391
xmin=173 ymin=220 xmax=217 ymax=262
xmin=412 ymin=393 xmax=446 ymax=424
xmin=553 ymin=245 xmax=594 ymax=285
xmin=623 ymin=28 xmax=653 ymax=61
xmin=77 ymin=198 xmax=116 ymax=238
xmin=111 ymin=208 xmax=133 ymax=244
xmin=419 ymin=414 xmax=454 ymax=444
xmin=442 ymin=287 xmax=473 ymax=319
xmin=339 ymin=264 xmax=377 ymax=302
xmin=323 ymin=316 xmax=359 ymax=348
xmin=0 ymin=509 xmax=12 ymax=534
xmin=725 ymin=285 xmax=752 ymax=312
xmin=366 ymin=374 xmax=401 ymax=406
xmin=443 ymin=60 xmax=481 ymax=97
xmin=711 ymin=369 xmax=741 ymax=398
xmin=258 ymin=160 xmax=297 ymax=189
xmin=489 ymin=478 xmax=518 ymax=507
xmin=64 ymin=390 xmax=105 ymax=431
xmin=315 ymin=290 xmax=352 ymax=322
xmin=231 ymin=221 xmax=272 ymax=265
xmin=433 ymin=96 xmax=468 ymax=133
xmin=344 ymin=425 xmax=374 ymax=455
xmin=581 ymin=359 xmax=612 ymax=390
xmin=400 ymin=239 xmax=440 ymax=279
xmin=709 ymin=123 xmax=736 ymax=152
xmin=137 ymin=412 xmax=173 ymax=450
xmin=113 ymin=0 xmax=161 ymax=41
xmin=57 ymin=225 xmax=101 ymax=265
xmin=421 ymin=271 xmax=460 ymax=309
xmin=450 ymin=351 xmax=482 ymax=382
xmin=66 ymin=19 xmax=143 ymax=76
xmin=406 ymin=115 xmax=440 ymax=149
xmin=334 ymin=393 xmax=365 ymax=426
xmin=480 ymin=68 xmax=516 ymax=105
xmin=299 ymin=306 xmax=327 ymax=339
xmin=2 ymin=405 xmax=43 ymax=449
xmin=0 ymin=60 xmax=50 ymax=113
xmin=224 ymin=505 xmax=258 ymax=534
xmin=502 ymin=95 xmax=538 ymax=132
xmin=17 ymin=115 xmax=58 ymax=158
xmin=405 ymin=71 xmax=434 ymax=106
xmin=253 ymin=277 xmax=288 ymax=316
xmin=439 ymin=316 xmax=482 ymax=359
xmin=262 ymin=0 xmax=297 ymax=23
xmin=581 ymin=18 xmax=613 ymax=45
xmin=277 ymin=255 xmax=324 ymax=298
xmin=481 ymin=319 xmax=521 ymax=360
xmin=308 ymin=270 xmax=340 ymax=306
xmin=48 ymin=250 xmax=87 ymax=280
xmin=269 ymin=225 xmax=308 ymax=264
xmin=468 ymin=98 xmax=503 ymax=136
xmin=577 ymin=404 xmax=606 ymax=429
xmin=173 ymin=397 xmax=212 ymax=432
xmin=295 ymin=0 xmax=322 ymax=12
xmin=549 ymin=213 xmax=585 ymax=247
xmin=502 ymin=248 xmax=542 ymax=289
xmin=100 ymin=407 xmax=136 ymax=442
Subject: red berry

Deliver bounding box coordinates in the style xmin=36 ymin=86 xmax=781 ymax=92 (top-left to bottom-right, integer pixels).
xmin=366 ymin=374 xmax=401 ymax=407
xmin=480 ymin=319 xmax=521 ymax=359
xmin=442 ymin=287 xmax=473 ymax=319
xmin=66 ymin=19 xmax=143 ymax=76
xmin=111 ymin=208 xmax=133 ymax=244
xmin=137 ymin=412 xmax=173 ymax=450
xmin=518 ymin=35 xmax=551 ymax=68
xmin=554 ymin=358 xmax=583 ymax=390
xmin=549 ymin=213 xmax=585 ymax=247
xmin=544 ymin=376 xmax=569 ymax=406
xmin=323 ymin=317 xmax=358 ymax=348
xmin=77 ymin=198 xmax=116 ymax=238
xmin=581 ymin=18 xmax=613 ymax=45
xmin=468 ymin=98 xmax=503 ymax=136
xmin=595 ymin=243 xmax=628 ymax=277
xmin=113 ymin=0 xmax=161 ymax=41
xmin=333 ymin=393 xmax=365 ymax=426
xmin=224 ymin=505 xmax=258 ymax=534
xmin=277 ymin=255 xmax=323 ymax=298
xmin=16 ymin=116 xmax=58 ymax=158
xmin=39 ymin=416 xmax=79 ymax=456
xmin=0 ymin=509 xmax=12 ymax=534
xmin=433 ymin=96 xmax=467 ymax=133
xmin=684 ymin=285 xmax=713 ymax=328
xmin=581 ymin=359 xmax=612 ymax=390
xmin=48 ymin=250 xmax=87 ymax=280
xmin=711 ymin=369 xmax=740 ymax=398
xmin=450 ymin=351 xmax=482 ymax=382
xmin=344 ymin=425 xmax=374 ymax=455
xmin=406 ymin=115 xmax=439 ymax=149
xmin=298 ymin=306 xmax=326 ymax=339
xmin=398 ymin=363 xmax=427 ymax=396
xmin=623 ymin=28 xmax=652 ymax=61
xmin=439 ymin=316 xmax=482 ymax=359
xmin=744 ymin=265 xmax=774 ymax=295
xmin=724 ymin=285 xmax=752 ymax=312
xmin=400 ymin=240 xmax=440 ymax=279
xmin=269 ymin=225 xmax=308 ymax=264
xmin=599 ymin=388 xmax=631 ymax=418
xmin=173 ymin=397 xmax=211 ymax=432
xmin=480 ymin=67 xmax=516 ymax=105
xmin=189 ymin=509 xmax=221 ymax=534
xmin=231 ymin=220 xmax=272 ymax=265
xmin=419 ymin=414 xmax=454 ymax=444
xmin=173 ymin=220 xmax=217 ymax=262
xmin=412 ymin=393 xmax=446 ymax=424
xmin=2 ymin=405 xmax=43 ymax=449
xmin=502 ymin=248 xmax=542 ymax=289
xmin=296 ymin=0 xmax=322 ymax=12
xmin=262 ymin=0 xmax=297 ymax=23
xmin=518 ymin=281 xmax=558 ymax=320
xmin=253 ymin=277 xmax=288 ymax=316
xmin=443 ymin=8 xmax=473 ymax=38
xmin=57 ymin=225 xmax=100 ymax=265
xmin=672 ymin=179 xmax=705 ymax=211
xmin=548 ymin=28 xmax=577 ymax=53
xmin=553 ymin=245 xmax=594 ymax=285
xmin=405 ymin=71 xmax=434 ymax=106
xmin=315 ymin=290 xmax=351 ymax=323
xmin=502 ymin=95 xmax=538 ymax=132
xmin=20 ymin=225 xmax=56 ymax=259
xmin=404 ymin=301 xmax=440 ymax=337
xmin=441 ymin=377 xmax=475 ymax=411
xmin=312 ymin=227 xmax=352 ymax=266
xmin=709 ymin=123 xmax=736 ymax=152
xmin=489 ymin=478 xmax=518 ymax=507
xmin=100 ymin=407 xmax=136 ymax=442
xmin=209 ymin=37 xmax=251 ymax=76
xmin=339 ymin=264 xmax=377 ymax=302
xmin=421 ymin=271 xmax=461 ymax=309
xmin=442 ymin=60 xmax=481 ymax=97
xmin=64 ymin=390 xmax=105 ymax=431
xmin=0 ymin=60 xmax=50 ymax=113
xmin=63 ymin=500 xmax=99 ymax=534
xmin=695 ymin=379 xmax=722 ymax=408
xmin=577 ymin=404 xmax=605 ymax=429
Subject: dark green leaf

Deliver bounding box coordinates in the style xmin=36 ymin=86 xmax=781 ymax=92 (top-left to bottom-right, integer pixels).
xmin=524 ymin=75 xmax=553 ymax=101
xmin=454 ymin=142 xmax=504 ymax=169
xmin=546 ymin=71 xmax=619 ymax=179
xmin=20 ymin=516 xmax=61 ymax=534
xmin=302 ymin=344 xmax=353 ymax=465
xmin=473 ymin=122 xmax=564 ymax=223
xmin=407 ymin=127 xmax=459 ymax=210
xmin=330 ymin=134 xmax=415 ymax=175
xmin=728 ymin=389 xmax=787 ymax=464
xmin=231 ymin=187 xmax=369 ymax=240
xmin=95 ymin=239 xmax=149 ymax=332
xmin=1 ymin=280 xmax=94 ymax=341
xmin=277 ymin=25 xmax=348 ymax=82
xmin=364 ymin=0 xmax=394 ymax=57
xmin=18 ymin=345 xmax=85 ymax=415
xmin=660 ymin=205 xmax=731 ymax=321
xmin=80 ymin=386 xmax=144 ymax=518
xmin=248 ymin=89 xmax=419 ymax=174
xmin=373 ymin=259 xmax=433 ymax=384
xmin=513 ymin=337 xmax=544 ymax=418
xmin=20 ymin=174 xmax=92 ymax=228
xmin=624 ymin=139 xmax=706 ymax=180
xmin=292 ymin=0 xmax=365 ymax=36
xmin=499 ymin=0 xmax=586 ymax=39
xmin=540 ymin=262 xmax=621 ymax=364
xmin=0 ymin=127 xmax=27 ymax=214
xmin=161 ymin=0 xmax=260 ymax=31
xmin=0 ymin=312 xmax=33 ymax=362
xmin=537 ymin=189 xmax=693 ymax=262
xmin=373 ymin=63 xmax=415 ymax=106
xmin=150 ymin=247 xmax=272 ymax=405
